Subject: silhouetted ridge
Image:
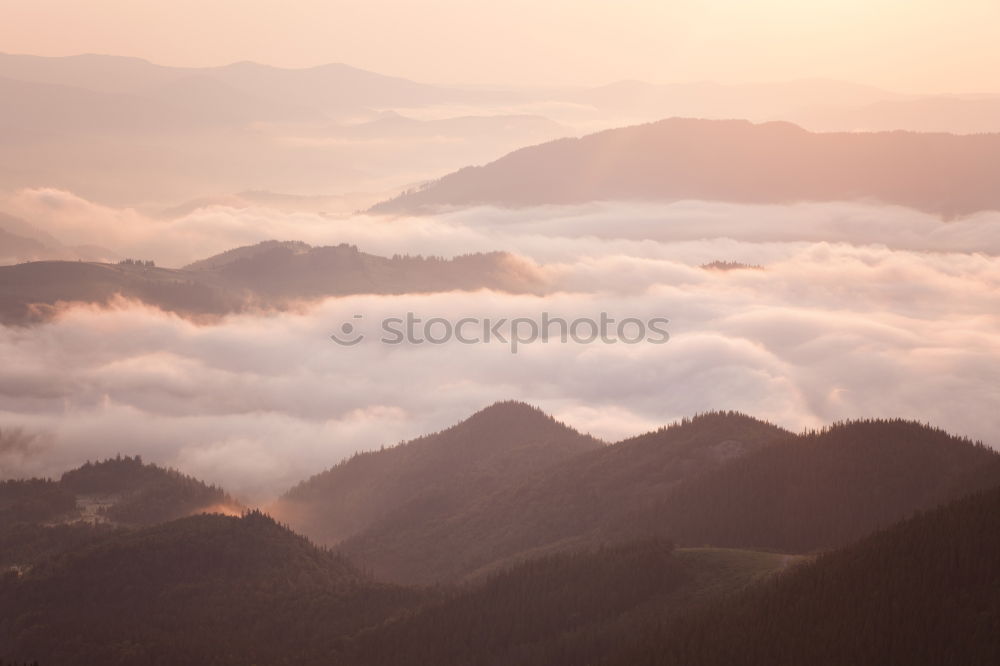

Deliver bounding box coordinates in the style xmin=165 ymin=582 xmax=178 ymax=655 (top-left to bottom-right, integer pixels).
xmin=0 ymin=242 xmax=544 ymax=325
xmin=371 ymin=117 xmax=1000 ymax=216
xmin=335 ymin=409 xmax=792 ymax=583
xmin=275 ymin=402 xmax=602 ymax=556
xmin=182 ymin=239 xmax=312 ymax=271
xmin=432 ymin=400 xmax=597 ymax=454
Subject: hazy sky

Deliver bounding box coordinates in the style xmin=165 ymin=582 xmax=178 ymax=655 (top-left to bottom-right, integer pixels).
xmin=2 ymin=0 xmax=999 ymax=92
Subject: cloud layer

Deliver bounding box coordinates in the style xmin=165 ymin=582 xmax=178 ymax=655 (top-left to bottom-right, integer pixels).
xmin=1 ymin=194 xmax=998 ymax=499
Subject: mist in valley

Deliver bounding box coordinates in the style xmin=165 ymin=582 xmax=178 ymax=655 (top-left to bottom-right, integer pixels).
xmin=2 ymin=4 xmax=1000 ymax=664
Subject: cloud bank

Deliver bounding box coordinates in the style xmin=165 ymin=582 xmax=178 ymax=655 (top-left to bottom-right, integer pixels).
xmin=1 ymin=198 xmax=997 ymax=499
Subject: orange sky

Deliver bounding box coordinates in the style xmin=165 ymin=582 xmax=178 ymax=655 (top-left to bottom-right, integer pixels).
xmin=2 ymin=0 xmax=999 ymax=92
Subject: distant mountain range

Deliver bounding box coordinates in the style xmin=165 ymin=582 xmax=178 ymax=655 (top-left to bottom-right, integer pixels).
xmin=372 ymin=117 xmax=1000 ymax=217
xmin=571 ymin=78 xmax=1000 ymax=134
xmin=569 ymin=78 xmax=898 ymax=122
xmin=5 ymin=52 xmax=1000 ymax=208
xmin=0 ymin=212 xmax=114 ymax=265
xmin=0 ymin=241 xmax=544 ymax=324
xmin=0 ymin=53 xmax=565 ymax=206
xmin=1 ymin=402 xmax=998 ymax=664
xmin=0 ymin=53 xmax=470 ymax=123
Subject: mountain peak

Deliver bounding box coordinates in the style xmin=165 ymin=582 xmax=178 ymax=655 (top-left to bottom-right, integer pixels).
xmin=459 ymin=399 xmax=568 ymax=429
xmin=275 ymin=402 xmax=600 ymax=549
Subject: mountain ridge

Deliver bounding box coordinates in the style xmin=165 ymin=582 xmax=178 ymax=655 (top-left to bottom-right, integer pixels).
xmin=0 ymin=241 xmax=546 ymax=324
xmin=371 ymin=117 xmax=1000 ymax=217
xmin=275 ymin=401 xmax=603 ymax=547
xmin=276 ymin=405 xmax=1000 ymax=584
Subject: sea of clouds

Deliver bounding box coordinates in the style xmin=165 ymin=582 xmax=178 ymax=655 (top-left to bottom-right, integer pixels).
xmin=1 ymin=191 xmax=998 ymax=500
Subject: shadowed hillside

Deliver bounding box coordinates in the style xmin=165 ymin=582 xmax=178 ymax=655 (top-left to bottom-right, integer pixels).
xmin=608 ymin=484 xmax=1000 ymax=666
xmin=0 ymin=479 xmax=76 ymax=529
xmin=275 ymin=401 xmax=602 ymax=549
xmin=643 ymin=419 xmax=1000 ymax=552
xmin=281 ymin=406 xmax=1000 ymax=585
xmin=60 ymin=455 xmax=237 ymax=526
xmin=0 ymin=411 xmax=997 ymax=665
xmin=341 ymin=541 xmax=792 ymax=666
xmin=372 ymin=118 xmax=1000 ymax=217
xmin=1 ymin=456 xmax=234 ymax=531
xmin=0 ymin=512 xmax=421 ymax=665
xmin=0 ymin=456 xmax=238 ymax=570
xmin=337 ymin=411 xmax=791 ymax=583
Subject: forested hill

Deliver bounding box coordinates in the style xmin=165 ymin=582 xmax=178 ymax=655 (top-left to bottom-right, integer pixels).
xmin=607 ymin=484 xmax=1000 ymax=666
xmin=60 ymin=455 xmax=236 ymax=526
xmin=0 ymin=455 xmax=234 ymax=530
xmin=0 ymin=511 xmax=422 ymax=665
xmin=336 ymin=411 xmax=791 ymax=583
xmin=371 ymin=118 xmax=1000 ymax=216
xmin=329 ymin=412 xmax=999 ymax=584
xmin=275 ymin=401 xmax=603 ymax=547
xmin=0 ymin=410 xmax=998 ymax=665
xmin=642 ymin=418 xmax=1000 ymax=552
xmin=341 ymin=541 xmax=791 ymax=666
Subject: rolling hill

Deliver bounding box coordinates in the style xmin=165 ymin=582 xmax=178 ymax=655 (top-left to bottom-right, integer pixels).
xmin=638 ymin=418 xmax=1000 ymax=552
xmin=275 ymin=401 xmax=603 ymax=548
xmin=335 ymin=411 xmax=791 ymax=583
xmin=0 ymin=456 xmax=238 ymax=571
xmin=342 ymin=482 xmax=1000 ymax=666
xmin=0 ymin=512 xmax=421 ymax=665
xmin=59 ymin=455 xmax=237 ymax=526
xmin=608 ymin=483 xmax=1000 ymax=666
xmin=341 ymin=541 xmax=793 ymax=666
xmin=371 ymin=117 xmax=1000 ymax=217
xmin=279 ymin=405 xmax=1000 ymax=585
xmin=1 ymin=455 xmax=234 ymax=530
xmin=0 ymin=241 xmax=545 ymax=324
xmin=1 ymin=409 xmax=997 ymax=665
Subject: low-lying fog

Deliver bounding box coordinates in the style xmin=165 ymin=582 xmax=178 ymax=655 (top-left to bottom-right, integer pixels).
xmin=1 ymin=192 xmax=997 ymax=499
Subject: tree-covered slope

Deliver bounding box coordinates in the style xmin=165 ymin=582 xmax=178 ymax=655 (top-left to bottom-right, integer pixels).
xmin=276 ymin=401 xmax=603 ymax=550
xmin=0 ymin=512 xmax=421 ymax=666
xmin=608 ymin=484 xmax=1000 ymax=666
